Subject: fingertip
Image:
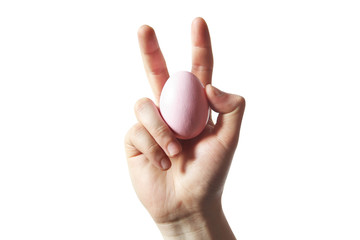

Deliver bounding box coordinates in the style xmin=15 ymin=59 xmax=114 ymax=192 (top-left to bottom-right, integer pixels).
xmin=205 ymin=84 xmax=225 ymax=113
xmin=206 ymin=84 xmax=224 ymax=97
xmin=206 ymin=84 xmax=245 ymax=114
xmin=134 ymin=97 xmax=153 ymax=115
xmin=191 ymin=17 xmax=211 ymax=47
xmin=138 ymin=25 xmax=159 ymax=54
xmin=137 ymin=25 xmax=154 ymax=38
xmin=167 ymin=141 xmax=182 ymax=157
xmin=160 ymin=158 xmax=171 ymax=171
xmin=192 ymin=17 xmax=207 ymax=28
xmin=205 ymin=85 xmax=225 ymax=107
xmin=205 ymin=83 xmax=212 ymax=93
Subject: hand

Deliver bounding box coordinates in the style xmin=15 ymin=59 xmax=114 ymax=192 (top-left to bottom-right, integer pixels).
xmin=125 ymin=18 xmax=245 ymax=239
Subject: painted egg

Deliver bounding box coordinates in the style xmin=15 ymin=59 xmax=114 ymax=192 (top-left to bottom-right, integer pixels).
xmin=159 ymin=71 xmax=210 ymax=140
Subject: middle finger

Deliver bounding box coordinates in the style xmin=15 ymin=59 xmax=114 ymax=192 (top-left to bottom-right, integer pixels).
xmin=134 ymin=98 xmax=182 ymax=158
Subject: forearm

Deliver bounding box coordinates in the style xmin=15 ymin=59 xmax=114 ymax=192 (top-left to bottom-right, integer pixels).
xmin=156 ymin=203 xmax=236 ymax=240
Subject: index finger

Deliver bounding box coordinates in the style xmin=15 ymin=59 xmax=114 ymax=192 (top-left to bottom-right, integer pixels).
xmin=138 ymin=25 xmax=169 ymax=104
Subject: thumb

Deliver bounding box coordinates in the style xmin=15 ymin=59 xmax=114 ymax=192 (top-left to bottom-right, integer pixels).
xmin=205 ymin=84 xmax=246 ymax=149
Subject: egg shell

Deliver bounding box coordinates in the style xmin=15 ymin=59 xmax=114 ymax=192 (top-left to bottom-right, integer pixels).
xmin=159 ymin=71 xmax=210 ymax=140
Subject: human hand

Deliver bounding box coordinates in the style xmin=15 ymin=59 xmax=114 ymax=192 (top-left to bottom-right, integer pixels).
xmin=125 ymin=18 xmax=245 ymax=239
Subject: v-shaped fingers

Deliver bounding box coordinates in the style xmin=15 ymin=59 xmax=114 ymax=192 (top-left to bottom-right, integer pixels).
xmin=138 ymin=25 xmax=169 ymax=105
xmin=191 ymin=18 xmax=213 ymax=86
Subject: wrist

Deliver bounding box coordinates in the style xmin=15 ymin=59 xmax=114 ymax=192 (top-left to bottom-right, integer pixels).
xmin=156 ymin=202 xmax=236 ymax=240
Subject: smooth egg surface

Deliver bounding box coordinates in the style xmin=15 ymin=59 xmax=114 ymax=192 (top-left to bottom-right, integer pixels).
xmin=159 ymin=71 xmax=210 ymax=139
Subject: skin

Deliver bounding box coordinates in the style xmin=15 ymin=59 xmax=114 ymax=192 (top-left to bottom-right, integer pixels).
xmin=125 ymin=18 xmax=245 ymax=239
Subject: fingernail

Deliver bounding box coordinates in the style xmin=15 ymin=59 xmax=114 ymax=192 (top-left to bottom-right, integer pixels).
xmin=212 ymin=85 xmax=225 ymax=96
xmin=160 ymin=158 xmax=171 ymax=170
xmin=167 ymin=142 xmax=181 ymax=157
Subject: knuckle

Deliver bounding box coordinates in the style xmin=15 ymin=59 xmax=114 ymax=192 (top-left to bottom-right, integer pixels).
xmin=232 ymin=94 xmax=246 ymax=109
xmin=147 ymin=142 xmax=161 ymax=156
xmin=134 ymin=97 xmax=152 ymax=114
xmin=124 ymin=123 xmax=143 ymax=157
xmin=149 ymin=67 xmax=168 ymax=77
xmin=124 ymin=128 xmax=131 ymax=145
xmin=237 ymin=96 xmax=246 ymax=109
xmin=191 ymin=63 xmax=213 ymax=73
xmin=153 ymin=124 xmax=170 ymax=139
xmin=228 ymin=95 xmax=246 ymax=116
xmin=131 ymin=123 xmax=145 ymax=137
xmin=125 ymin=124 xmax=139 ymax=144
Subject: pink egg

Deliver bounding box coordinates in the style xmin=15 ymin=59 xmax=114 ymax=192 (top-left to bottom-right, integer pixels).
xmin=159 ymin=71 xmax=210 ymax=140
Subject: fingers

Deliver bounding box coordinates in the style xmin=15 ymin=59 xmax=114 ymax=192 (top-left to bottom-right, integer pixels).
xmin=126 ymin=123 xmax=171 ymax=171
xmin=131 ymin=98 xmax=182 ymax=170
xmin=191 ymin=17 xmax=213 ymax=86
xmin=138 ymin=18 xmax=213 ymax=102
xmin=205 ymin=85 xmax=246 ymax=150
xmin=138 ymin=25 xmax=169 ymax=104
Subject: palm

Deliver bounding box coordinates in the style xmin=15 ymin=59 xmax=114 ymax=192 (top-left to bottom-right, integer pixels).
xmin=128 ymin=120 xmax=234 ymax=222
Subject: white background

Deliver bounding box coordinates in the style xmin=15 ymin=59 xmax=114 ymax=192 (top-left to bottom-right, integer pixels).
xmin=1 ymin=0 xmax=359 ymax=239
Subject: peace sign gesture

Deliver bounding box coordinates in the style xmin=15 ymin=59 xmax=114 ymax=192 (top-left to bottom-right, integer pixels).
xmin=125 ymin=18 xmax=245 ymax=239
